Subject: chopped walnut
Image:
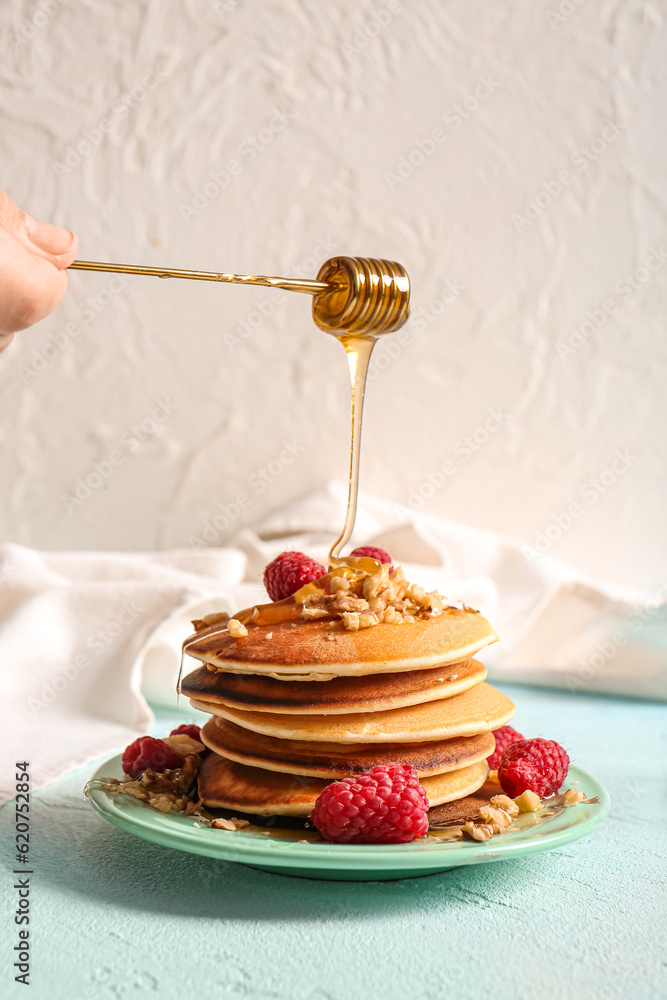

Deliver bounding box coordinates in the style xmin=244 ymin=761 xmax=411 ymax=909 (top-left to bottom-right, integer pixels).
xmin=462 ymin=821 xmax=494 ymax=842
xmin=515 ymin=789 xmax=541 ymax=813
xmin=329 ymin=595 xmax=370 ymax=614
xmin=227 ymin=618 xmax=248 ymax=638
xmin=303 ymin=593 xmax=329 ymax=609
xmin=428 ymin=591 xmax=445 ymax=613
xmin=478 ymin=805 xmax=512 ymax=834
xmin=192 ymin=611 xmax=230 ymax=631
xmin=116 ymin=783 xmax=148 ymax=801
xmin=163 ymin=734 xmax=205 ymax=757
xmin=212 ymin=817 xmax=244 ymax=831
xmin=149 ymin=795 xmax=174 ymax=813
xmin=563 ymin=788 xmax=585 ymax=807
xmin=406 ymin=584 xmax=429 ymax=606
xmin=490 ymin=794 xmax=519 ymax=819
xmin=457 ymin=796 xmax=520 ymax=842
xmin=213 ymin=819 xmax=236 ymax=831
xmin=88 ymin=753 xmax=211 ymax=822
xmin=362 ymin=567 xmax=390 ymax=601
xmin=298 ymin=562 xmax=457 ymax=630
xmin=367 ymin=593 xmax=389 ymax=614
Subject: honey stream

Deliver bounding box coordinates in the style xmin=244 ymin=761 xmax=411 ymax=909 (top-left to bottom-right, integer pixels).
xmin=327 ymin=334 xmax=377 ymax=566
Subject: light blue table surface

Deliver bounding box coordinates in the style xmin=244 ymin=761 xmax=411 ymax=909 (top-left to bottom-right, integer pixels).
xmin=2 ymin=683 xmax=666 ymax=1000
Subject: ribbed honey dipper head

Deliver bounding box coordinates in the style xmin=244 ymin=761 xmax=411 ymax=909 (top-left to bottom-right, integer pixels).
xmin=312 ymin=257 xmax=410 ymax=337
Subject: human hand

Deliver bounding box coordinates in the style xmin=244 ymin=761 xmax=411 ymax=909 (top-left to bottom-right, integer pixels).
xmin=0 ymin=188 xmax=78 ymax=351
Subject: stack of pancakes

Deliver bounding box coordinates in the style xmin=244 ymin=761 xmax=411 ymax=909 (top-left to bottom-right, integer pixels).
xmin=181 ymin=609 xmax=514 ymax=820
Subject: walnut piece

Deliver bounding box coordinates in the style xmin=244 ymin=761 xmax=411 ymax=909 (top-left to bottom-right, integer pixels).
xmin=303 ymin=593 xmax=329 ymax=609
xmin=563 ymin=788 xmax=585 ymax=807
xmin=515 ymin=789 xmax=541 ymax=813
xmin=212 ymin=816 xmax=252 ymax=831
xmin=162 ymin=734 xmax=206 ymax=757
xmin=462 ymin=821 xmax=494 ymax=842
xmin=149 ymin=794 xmax=174 ymax=813
xmin=490 ymin=794 xmax=519 ymax=819
xmin=191 ymin=611 xmax=229 ymax=631
xmin=329 ymin=595 xmax=370 ymax=614
xmin=478 ymin=805 xmax=513 ymax=834
xmin=227 ymin=618 xmax=248 ymax=638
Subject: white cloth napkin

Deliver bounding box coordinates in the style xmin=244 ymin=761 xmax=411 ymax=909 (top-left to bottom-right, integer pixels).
xmin=1 ymin=481 xmax=665 ymax=803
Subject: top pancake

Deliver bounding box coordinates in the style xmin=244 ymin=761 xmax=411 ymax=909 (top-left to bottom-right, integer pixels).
xmin=183 ymin=608 xmax=498 ymax=679
xmin=181 ymin=658 xmax=487 ymax=715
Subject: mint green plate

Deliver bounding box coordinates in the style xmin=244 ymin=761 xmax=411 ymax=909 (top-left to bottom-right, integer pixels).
xmin=87 ymin=756 xmax=609 ymax=881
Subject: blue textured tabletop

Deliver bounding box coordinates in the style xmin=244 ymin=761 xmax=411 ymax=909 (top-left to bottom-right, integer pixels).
xmin=2 ymin=683 xmax=666 ymax=1000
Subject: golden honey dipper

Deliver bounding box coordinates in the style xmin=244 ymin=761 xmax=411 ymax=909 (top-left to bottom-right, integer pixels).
xmin=69 ymin=256 xmax=410 ymax=336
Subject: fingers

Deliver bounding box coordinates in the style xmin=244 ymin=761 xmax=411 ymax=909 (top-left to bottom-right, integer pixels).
xmin=0 ymin=187 xmax=78 ymax=269
xmin=0 ymin=188 xmax=77 ymax=346
xmin=24 ymin=215 xmax=78 ymax=268
xmin=0 ymin=228 xmax=70 ymax=338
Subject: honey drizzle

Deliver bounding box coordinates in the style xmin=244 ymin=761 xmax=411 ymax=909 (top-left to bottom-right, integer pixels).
xmin=328 ymin=335 xmax=377 ymax=567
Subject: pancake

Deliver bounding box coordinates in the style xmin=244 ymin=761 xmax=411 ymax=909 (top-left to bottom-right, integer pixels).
xmin=182 ymin=658 xmax=487 ymax=715
xmin=190 ymin=681 xmax=515 ymax=744
xmin=183 ymin=608 xmax=497 ymax=680
xmin=197 ymin=752 xmax=489 ymax=816
xmin=427 ymin=781 xmax=500 ymax=826
xmin=200 ymin=715 xmax=495 ymax=777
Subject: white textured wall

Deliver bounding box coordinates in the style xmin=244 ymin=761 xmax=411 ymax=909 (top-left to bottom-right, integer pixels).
xmin=1 ymin=0 xmax=665 ymax=589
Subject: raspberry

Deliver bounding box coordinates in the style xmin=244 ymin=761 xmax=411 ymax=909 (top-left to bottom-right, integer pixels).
xmin=349 ymin=546 xmax=393 ymax=571
xmin=263 ymin=551 xmax=326 ymax=601
xmin=487 ymin=725 xmax=525 ymax=770
xmin=498 ymin=738 xmax=570 ymax=798
xmin=310 ymin=763 xmax=429 ymax=844
xmin=169 ymin=724 xmax=201 ymax=741
xmin=121 ymin=736 xmax=181 ymax=779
